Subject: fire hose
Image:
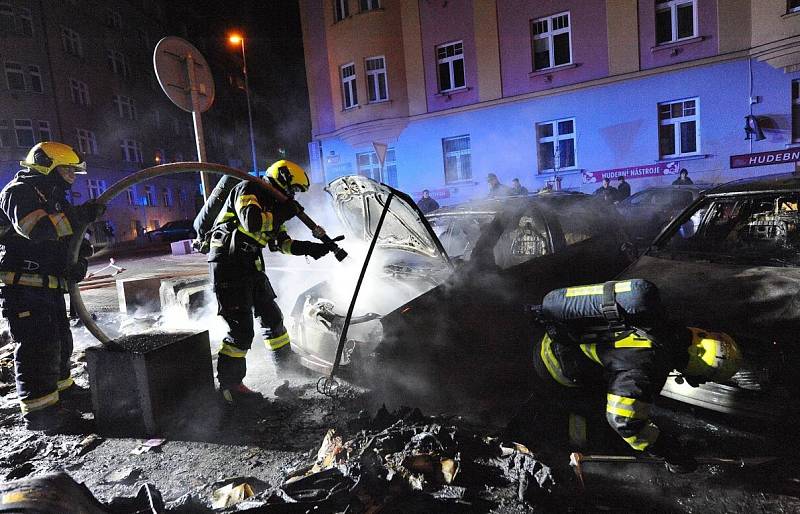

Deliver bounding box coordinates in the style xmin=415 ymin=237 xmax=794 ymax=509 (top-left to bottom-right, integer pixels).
xmin=67 ymin=161 xmax=347 ymax=345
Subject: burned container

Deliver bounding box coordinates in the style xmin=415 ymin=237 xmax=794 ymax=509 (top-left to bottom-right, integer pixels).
xmin=86 ymin=331 xmax=215 ymax=437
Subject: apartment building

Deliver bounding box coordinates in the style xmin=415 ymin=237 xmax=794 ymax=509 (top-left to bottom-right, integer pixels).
xmin=0 ymin=0 xmax=207 ymax=243
xmin=300 ymin=0 xmax=800 ymax=204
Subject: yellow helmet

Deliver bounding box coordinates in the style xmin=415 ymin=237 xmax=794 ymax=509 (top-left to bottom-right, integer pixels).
xmin=266 ymin=160 xmax=309 ymax=197
xmin=683 ymin=327 xmax=741 ymax=383
xmin=20 ymin=142 xmax=86 ymax=176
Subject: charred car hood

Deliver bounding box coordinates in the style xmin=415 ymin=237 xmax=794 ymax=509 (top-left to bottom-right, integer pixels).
xmin=327 ymin=176 xmax=450 ymax=264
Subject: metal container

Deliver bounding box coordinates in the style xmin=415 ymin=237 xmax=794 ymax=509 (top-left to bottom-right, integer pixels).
xmin=86 ymin=331 xmax=215 ymax=437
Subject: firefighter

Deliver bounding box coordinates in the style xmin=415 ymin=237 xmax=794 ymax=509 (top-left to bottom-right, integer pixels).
xmin=533 ymin=325 xmax=741 ymax=473
xmin=0 ymin=142 xmax=104 ymax=433
xmin=208 ymin=160 xmax=332 ymax=404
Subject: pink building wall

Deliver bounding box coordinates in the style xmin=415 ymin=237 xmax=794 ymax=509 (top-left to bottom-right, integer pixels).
xmin=497 ymin=0 xmax=609 ymax=98
xmin=419 ymin=0 xmax=479 ymax=112
xmin=638 ymin=0 xmax=718 ymax=70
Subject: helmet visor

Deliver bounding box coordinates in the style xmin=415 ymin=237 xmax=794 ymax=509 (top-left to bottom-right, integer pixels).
xmin=62 ymin=162 xmax=87 ymax=174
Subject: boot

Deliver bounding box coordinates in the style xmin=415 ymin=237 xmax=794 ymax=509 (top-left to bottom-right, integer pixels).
xmin=24 ymin=405 xmax=92 ymax=435
xmin=219 ymin=383 xmax=263 ymax=405
xmin=59 ymin=382 xmax=91 ymax=411
xmin=271 ymin=345 xmax=303 ymax=370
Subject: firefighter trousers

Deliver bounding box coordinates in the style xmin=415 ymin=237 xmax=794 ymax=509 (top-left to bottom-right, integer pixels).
xmin=214 ymin=272 xmax=289 ymax=388
xmin=0 ymin=286 xmax=73 ymax=417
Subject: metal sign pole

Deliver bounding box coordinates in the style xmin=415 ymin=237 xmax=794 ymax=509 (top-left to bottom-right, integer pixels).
xmin=185 ymin=53 xmax=211 ymax=200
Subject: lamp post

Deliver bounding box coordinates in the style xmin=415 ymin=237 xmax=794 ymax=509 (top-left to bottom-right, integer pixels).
xmin=228 ymin=33 xmax=258 ymax=176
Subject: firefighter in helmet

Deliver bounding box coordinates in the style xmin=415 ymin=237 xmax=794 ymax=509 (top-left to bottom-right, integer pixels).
xmin=0 ymin=142 xmax=104 ymax=433
xmin=208 ymin=160 xmax=332 ymax=404
xmin=534 ymin=325 xmax=741 ymax=473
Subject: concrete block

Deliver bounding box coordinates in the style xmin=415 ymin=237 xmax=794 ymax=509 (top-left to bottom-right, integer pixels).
xmin=117 ymin=277 xmax=163 ymax=314
xmin=170 ymin=239 xmax=194 ymax=255
xmin=160 ymin=277 xmax=212 ymax=316
xmin=86 ymin=331 xmax=215 ymax=437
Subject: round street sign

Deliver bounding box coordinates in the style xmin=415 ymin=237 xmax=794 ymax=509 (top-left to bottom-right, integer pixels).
xmin=153 ymin=36 xmax=215 ymax=113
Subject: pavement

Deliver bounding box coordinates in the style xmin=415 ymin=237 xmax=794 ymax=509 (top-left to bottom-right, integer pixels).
xmin=1 ymin=246 xmax=800 ymax=511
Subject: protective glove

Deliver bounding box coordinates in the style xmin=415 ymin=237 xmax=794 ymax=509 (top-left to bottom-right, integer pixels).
xmin=292 ymin=240 xmax=331 ymax=260
xmin=191 ymin=237 xmax=210 ymax=254
xmin=79 ymin=238 xmax=94 ymax=258
xmin=70 ymin=200 xmax=106 ymax=226
xmin=66 ymin=258 xmax=89 ymax=283
xmin=646 ymin=432 xmax=697 ymax=474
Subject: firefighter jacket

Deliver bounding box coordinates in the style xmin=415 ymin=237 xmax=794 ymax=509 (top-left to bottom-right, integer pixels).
xmin=537 ymin=328 xmax=689 ymax=452
xmin=0 ymin=170 xmax=77 ymax=285
xmin=208 ymin=180 xmax=303 ymax=283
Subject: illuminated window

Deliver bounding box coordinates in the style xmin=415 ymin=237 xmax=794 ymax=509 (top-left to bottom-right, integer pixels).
xmin=4 ymin=62 xmax=24 ymax=90
xmin=14 ymin=119 xmax=34 ymax=147
xmin=365 ymin=56 xmax=388 ymax=102
xmin=37 ymin=121 xmax=51 ymax=142
xmin=76 ymin=128 xmax=98 ymax=155
xmin=341 ymin=63 xmax=357 ymax=109
xmin=334 ymin=0 xmax=349 ymax=21
xmin=536 ymin=118 xmax=576 ymax=173
xmin=88 ymin=179 xmax=107 ymax=199
xmin=360 ymin=0 xmax=380 ymax=11
xmin=120 ymin=139 xmax=143 ymax=163
xmin=70 ymin=78 xmax=90 ymax=105
xmin=356 ymin=147 xmax=397 ymax=186
xmin=113 ymin=95 xmax=137 ymax=120
xmin=531 ymin=12 xmax=571 ymax=71
xmin=656 ymin=0 xmax=696 ymax=45
xmin=143 ymin=185 xmax=155 ymax=206
xmin=658 ymin=98 xmax=699 ymax=158
xmin=442 ymin=135 xmax=472 ymax=183
xmin=61 ymin=27 xmax=83 ymax=57
xmin=126 ymin=188 xmax=136 ymax=206
xmin=28 ymin=65 xmax=41 ymax=93
xmin=436 ymin=41 xmax=465 ymax=92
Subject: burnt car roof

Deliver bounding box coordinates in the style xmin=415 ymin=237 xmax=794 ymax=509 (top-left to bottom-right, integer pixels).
xmin=427 ymin=191 xmax=589 ymax=216
xmin=705 ymin=172 xmax=800 ymax=196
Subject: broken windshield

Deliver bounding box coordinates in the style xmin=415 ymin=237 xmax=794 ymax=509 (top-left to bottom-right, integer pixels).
xmin=428 ymin=213 xmax=494 ymax=261
xmin=655 ymin=193 xmax=800 ymax=267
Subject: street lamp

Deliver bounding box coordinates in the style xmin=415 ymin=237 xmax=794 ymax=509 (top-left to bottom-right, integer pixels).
xmin=228 ymin=32 xmax=258 ymax=176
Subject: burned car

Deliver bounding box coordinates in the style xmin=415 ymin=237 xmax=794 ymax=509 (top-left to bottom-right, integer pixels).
xmin=617 ymin=172 xmax=800 ymax=419
xmin=289 ymin=176 xmax=634 ymax=411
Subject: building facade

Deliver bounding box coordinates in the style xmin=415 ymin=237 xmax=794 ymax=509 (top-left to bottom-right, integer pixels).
xmin=300 ymin=0 xmax=800 ymax=204
xmin=0 ymin=0 xmax=207 ymax=244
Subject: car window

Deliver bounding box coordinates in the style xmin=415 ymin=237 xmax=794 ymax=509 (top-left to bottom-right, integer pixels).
xmin=494 ymin=207 xmax=551 ymax=269
xmin=658 ymin=192 xmax=800 ymax=266
xmin=429 ymin=214 xmax=493 ymax=261
xmin=625 ymin=190 xmax=656 ymax=206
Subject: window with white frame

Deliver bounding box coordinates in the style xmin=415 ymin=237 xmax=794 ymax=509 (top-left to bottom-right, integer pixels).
xmin=121 ymin=139 xmax=143 ymax=162
xmin=70 ymin=78 xmax=90 ymax=105
xmin=0 ymin=2 xmax=12 ymax=33
xmin=356 ymin=147 xmax=397 ymax=186
xmin=105 ymin=9 xmax=122 ymax=29
xmin=365 ymin=56 xmax=388 ymax=102
xmin=61 ymin=27 xmax=82 ymax=57
xmin=655 ymin=0 xmax=696 ymax=45
xmin=793 ymin=80 xmax=800 ymax=142
xmin=442 ymin=135 xmax=472 ymax=183
xmin=76 ymin=128 xmax=98 ymax=155
xmin=334 ymin=0 xmax=349 ymax=21
xmin=88 ymin=179 xmax=107 ymax=199
xmin=341 ymin=63 xmax=357 ymax=109
xmin=0 ymin=121 xmax=10 ymax=148
xmin=161 ymin=188 xmax=171 ymax=207
xmin=791 ymin=1 xmax=800 ymax=13
xmin=107 ymin=50 xmax=129 ymax=77
xmin=126 ymin=187 xmax=136 ymax=205
xmin=17 ymin=7 xmax=32 ymax=36
xmin=28 ymin=65 xmax=41 ymax=93
xmin=531 ymin=12 xmax=572 ymax=71
xmin=113 ymin=95 xmax=137 ymax=120
xmin=658 ymin=98 xmax=699 ymax=157
xmin=37 ymin=121 xmax=51 ymax=142
xmin=5 ymin=62 xmax=24 ymax=90
xmin=536 ymin=118 xmax=576 ymax=173
xmin=437 ymin=41 xmax=465 ymax=92
xmin=143 ymin=185 xmax=155 ymax=206
xmin=360 ymin=0 xmax=380 ymax=11
xmin=14 ymin=119 xmax=34 ymax=147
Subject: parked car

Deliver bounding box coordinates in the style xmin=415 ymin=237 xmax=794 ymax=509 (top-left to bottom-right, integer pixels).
xmin=289 ymin=176 xmax=635 ymax=413
xmin=617 ymin=172 xmax=800 ymax=420
xmin=616 ymin=184 xmax=715 ymax=248
xmin=145 ymin=219 xmax=196 ymax=242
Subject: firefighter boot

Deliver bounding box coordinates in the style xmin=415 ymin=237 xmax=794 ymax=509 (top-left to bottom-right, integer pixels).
xmin=24 ymin=405 xmax=92 ymax=435
xmin=220 ymin=383 xmax=263 ymax=406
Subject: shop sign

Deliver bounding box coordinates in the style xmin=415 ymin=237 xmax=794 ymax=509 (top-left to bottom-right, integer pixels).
xmin=730 ymin=148 xmax=800 ymax=169
xmin=582 ymin=161 xmax=679 ymax=184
